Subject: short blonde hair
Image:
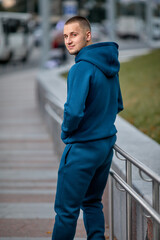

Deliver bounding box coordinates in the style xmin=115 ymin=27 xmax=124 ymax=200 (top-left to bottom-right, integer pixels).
xmin=65 ymin=16 xmax=91 ymax=31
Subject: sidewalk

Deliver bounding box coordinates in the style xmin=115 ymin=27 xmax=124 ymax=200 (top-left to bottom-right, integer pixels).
xmin=0 ymin=68 xmax=86 ymax=239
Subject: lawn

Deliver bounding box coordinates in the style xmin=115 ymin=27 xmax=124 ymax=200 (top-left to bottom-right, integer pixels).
xmin=62 ymin=49 xmax=160 ymax=144
xmin=119 ymin=49 xmax=160 ymax=144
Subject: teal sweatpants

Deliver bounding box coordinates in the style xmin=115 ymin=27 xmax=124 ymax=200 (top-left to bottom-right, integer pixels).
xmin=52 ymin=135 xmax=116 ymax=240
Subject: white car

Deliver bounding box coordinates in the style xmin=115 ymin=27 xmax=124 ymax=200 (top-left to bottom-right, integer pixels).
xmin=116 ymin=16 xmax=144 ymax=39
xmin=0 ymin=12 xmax=34 ymax=63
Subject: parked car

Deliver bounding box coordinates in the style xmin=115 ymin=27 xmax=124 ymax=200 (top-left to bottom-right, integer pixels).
xmin=116 ymin=16 xmax=144 ymax=39
xmin=0 ymin=12 xmax=34 ymax=63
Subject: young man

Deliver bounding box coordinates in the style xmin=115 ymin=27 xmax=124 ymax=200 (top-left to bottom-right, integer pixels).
xmin=52 ymin=16 xmax=123 ymax=240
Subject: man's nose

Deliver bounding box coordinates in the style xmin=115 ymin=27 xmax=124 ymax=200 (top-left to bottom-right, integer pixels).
xmin=66 ymin=37 xmax=72 ymax=44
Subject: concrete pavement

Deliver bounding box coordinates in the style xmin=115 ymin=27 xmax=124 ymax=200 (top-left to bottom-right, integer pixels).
xmin=0 ymin=68 xmax=87 ymax=239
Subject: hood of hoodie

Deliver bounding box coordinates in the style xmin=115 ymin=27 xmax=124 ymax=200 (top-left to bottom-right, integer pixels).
xmin=75 ymin=42 xmax=120 ymax=78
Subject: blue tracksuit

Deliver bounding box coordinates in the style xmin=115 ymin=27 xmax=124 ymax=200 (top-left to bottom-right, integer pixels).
xmin=52 ymin=42 xmax=123 ymax=240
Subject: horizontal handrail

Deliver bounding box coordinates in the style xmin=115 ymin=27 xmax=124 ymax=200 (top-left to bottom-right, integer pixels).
xmin=110 ymin=169 xmax=160 ymax=225
xmin=114 ymin=144 xmax=160 ymax=184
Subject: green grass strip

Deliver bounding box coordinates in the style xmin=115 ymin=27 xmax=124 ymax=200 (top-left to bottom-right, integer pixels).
xmin=119 ymin=49 xmax=160 ymax=144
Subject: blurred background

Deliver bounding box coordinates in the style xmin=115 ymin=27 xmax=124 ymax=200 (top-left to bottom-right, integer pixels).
xmin=0 ymin=2 xmax=159 ymax=239
xmin=0 ymin=0 xmax=160 ymax=69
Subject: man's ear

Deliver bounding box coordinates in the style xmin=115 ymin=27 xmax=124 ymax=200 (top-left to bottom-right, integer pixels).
xmin=86 ymin=31 xmax=91 ymax=42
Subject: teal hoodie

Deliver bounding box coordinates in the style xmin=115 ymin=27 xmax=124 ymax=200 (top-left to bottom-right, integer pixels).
xmin=61 ymin=42 xmax=123 ymax=143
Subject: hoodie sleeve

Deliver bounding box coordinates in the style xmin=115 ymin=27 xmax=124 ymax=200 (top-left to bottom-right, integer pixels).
xmin=61 ymin=62 xmax=92 ymax=142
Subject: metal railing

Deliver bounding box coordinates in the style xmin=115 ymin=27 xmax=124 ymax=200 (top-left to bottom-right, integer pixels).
xmin=43 ymin=93 xmax=160 ymax=240
xmin=109 ymin=145 xmax=160 ymax=240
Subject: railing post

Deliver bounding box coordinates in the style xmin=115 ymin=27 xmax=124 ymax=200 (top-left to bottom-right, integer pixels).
xmin=152 ymin=180 xmax=160 ymax=240
xmin=109 ymin=174 xmax=114 ymax=240
xmin=126 ymin=161 xmax=132 ymax=240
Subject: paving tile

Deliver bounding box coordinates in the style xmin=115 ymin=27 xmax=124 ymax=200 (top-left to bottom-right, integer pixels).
xmin=0 ymin=219 xmax=86 ymax=238
xmin=0 ymin=169 xmax=58 ymax=180
xmin=0 ymin=194 xmax=55 ymax=203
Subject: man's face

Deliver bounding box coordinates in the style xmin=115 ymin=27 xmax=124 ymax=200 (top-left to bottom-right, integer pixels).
xmin=63 ymin=22 xmax=91 ymax=55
